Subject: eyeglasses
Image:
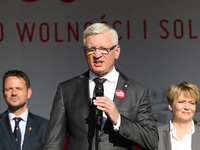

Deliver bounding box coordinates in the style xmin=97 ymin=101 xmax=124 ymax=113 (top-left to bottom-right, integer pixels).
xmin=84 ymin=45 xmax=117 ymax=55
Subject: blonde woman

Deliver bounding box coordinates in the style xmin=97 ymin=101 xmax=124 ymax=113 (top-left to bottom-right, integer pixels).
xmin=157 ymin=81 xmax=200 ymax=150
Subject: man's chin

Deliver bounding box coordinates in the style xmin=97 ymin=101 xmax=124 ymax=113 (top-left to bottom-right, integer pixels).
xmin=91 ymin=70 xmax=106 ymax=77
xmin=8 ymin=103 xmax=26 ymax=111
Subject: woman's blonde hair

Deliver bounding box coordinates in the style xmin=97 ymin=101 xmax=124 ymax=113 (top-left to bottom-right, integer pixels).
xmin=166 ymin=81 xmax=200 ymax=104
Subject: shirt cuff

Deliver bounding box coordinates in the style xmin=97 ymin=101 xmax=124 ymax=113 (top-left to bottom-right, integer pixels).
xmin=113 ymin=114 xmax=121 ymax=131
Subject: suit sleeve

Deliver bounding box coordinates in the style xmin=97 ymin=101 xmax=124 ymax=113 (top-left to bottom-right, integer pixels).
xmin=43 ymin=83 xmax=67 ymax=150
xmin=118 ymin=88 xmax=158 ymax=150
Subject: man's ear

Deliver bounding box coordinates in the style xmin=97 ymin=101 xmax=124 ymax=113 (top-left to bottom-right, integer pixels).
xmin=114 ymin=45 xmax=120 ymax=60
xmin=27 ymin=88 xmax=32 ymax=99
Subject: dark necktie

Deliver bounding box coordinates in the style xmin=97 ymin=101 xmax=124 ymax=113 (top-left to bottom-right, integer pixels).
xmin=13 ymin=117 xmax=22 ymax=150
xmin=93 ymin=78 xmax=107 ymax=98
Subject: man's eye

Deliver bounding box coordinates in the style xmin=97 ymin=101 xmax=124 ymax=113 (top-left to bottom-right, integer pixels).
xmin=16 ymin=87 xmax=23 ymax=90
xmin=101 ymin=48 xmax=108 ymax=51
xmin=89 ymin=48 xmax=95 ymax=51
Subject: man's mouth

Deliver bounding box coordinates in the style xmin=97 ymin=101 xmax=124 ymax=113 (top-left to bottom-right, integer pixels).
xmin=95 ymin=61 xmax=102 ymax=64
xmin=11 ymin=96 xmax=19 ymax=101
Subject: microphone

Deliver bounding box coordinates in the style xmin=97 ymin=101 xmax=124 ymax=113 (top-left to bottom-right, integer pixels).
xmin=94 ymin=82 xmax=104 ymax=130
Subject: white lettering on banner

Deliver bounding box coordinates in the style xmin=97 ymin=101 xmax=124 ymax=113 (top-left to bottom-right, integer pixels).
xmin=0 ymin=18 xmax=198 ymax=43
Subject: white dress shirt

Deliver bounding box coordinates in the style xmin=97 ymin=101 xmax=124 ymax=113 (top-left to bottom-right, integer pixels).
xmin=9 ymin=108 xmax=28 ymax=149
xmin=89 ymin=67 xmax=121 ymax=131
xmin=170 ymin=120 xmax=195 ymax=150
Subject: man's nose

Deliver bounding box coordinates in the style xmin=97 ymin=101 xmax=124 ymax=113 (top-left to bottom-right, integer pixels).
xmin=11 ymin=89 xmax=16 ymax=95
xmin=93 ymin=49 xmax=102 ymax=58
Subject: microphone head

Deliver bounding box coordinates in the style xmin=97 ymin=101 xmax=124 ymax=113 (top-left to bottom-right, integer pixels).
xmin=95 ymin=83 xmax=104 ymax=97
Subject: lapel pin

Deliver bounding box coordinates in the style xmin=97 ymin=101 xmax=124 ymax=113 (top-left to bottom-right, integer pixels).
xmin=29 ymin=127 xmax=32 ymax=131
xmin=115 ymin=89 xmax=125 ymax=98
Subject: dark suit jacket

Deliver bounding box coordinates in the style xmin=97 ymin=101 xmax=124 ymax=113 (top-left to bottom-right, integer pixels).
xmin=0 ymin=111 xmax=48 ymax=150
xmin=157 ymin=123 xmax=200 ymax=150
xmin=44 ymin=70 xmax=158 ymax=150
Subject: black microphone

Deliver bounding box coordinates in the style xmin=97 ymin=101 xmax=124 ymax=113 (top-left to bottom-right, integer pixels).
xmin=94 ymin=82 xmax=104 ymax=130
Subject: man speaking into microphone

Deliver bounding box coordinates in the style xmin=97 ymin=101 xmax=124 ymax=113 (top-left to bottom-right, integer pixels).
xmin=44 ymin=23 xmax=158 ymax=150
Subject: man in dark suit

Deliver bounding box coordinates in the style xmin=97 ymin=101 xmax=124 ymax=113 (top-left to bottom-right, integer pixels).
xmin=0 ymin=70 xmax=48 ymax=150
xmin=44 ymin=23 xmax=158 ymax=150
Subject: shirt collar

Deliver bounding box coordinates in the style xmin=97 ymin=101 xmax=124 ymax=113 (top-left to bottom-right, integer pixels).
xmin=191 ymin=120 xmax=195 ymax=134
xmin=89 ymin=67 xmax=119 ymax=83
xmin=8 ymin=108 xmax=29 ymax=122
xmin=170 ymin=119 xmax=195 ymax=135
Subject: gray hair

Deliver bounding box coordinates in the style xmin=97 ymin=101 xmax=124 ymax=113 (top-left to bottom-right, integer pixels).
xmin=83 ymin=23 xmax=118 ymax=45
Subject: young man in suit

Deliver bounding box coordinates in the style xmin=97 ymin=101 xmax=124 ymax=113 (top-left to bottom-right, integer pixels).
xmin=44 ymin=23 xmax=158 ymax=150
xmin=0 ymin=70 xmax=48 ymax=150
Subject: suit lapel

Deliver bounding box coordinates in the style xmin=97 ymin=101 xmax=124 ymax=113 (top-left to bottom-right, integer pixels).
xmin=0 ymin=112 xmax=15 ymax=149
xmin=22 ymin=112 xmax=34 ymax=150
xmin=192 ymin=125 xmax=200 ymax=150
xmin=77 ymin=71 xmax=95 ymax=148
xmin=113 ymin=71 xmax=129 ymax=111
xmin=77 ymin=71 xmax=90 ymax=115
xmin=163 ymin=124 xmax=171 ymax=150
xmin=103 ymin=71 xmax=129 ymax=131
